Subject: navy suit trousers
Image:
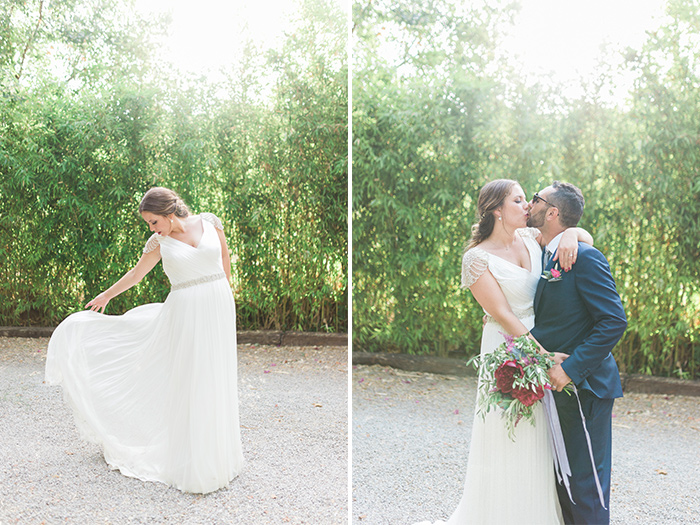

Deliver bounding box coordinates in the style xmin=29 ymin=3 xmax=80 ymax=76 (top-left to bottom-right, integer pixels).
xmin=554 ymin=389 xmax=614 ymax=525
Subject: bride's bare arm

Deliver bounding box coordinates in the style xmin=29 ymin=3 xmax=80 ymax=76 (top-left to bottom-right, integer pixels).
xmin=470 ymin=271 xmax=568 ymax=364
xmin=85 ymin=247 xmax=162 ymax=313
xmin=214 ymin=228 xmax=232 ymax=283
xmin=554 ymin=227 xmax=593 ymax=271
xmin=469 ymin=270 xmax=531 ymax=338
xmin=532 ymin=227 xmax=593 ymax=271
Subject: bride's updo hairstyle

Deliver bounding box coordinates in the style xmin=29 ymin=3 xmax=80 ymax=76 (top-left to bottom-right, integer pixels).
xmin=466 ymin=178 xmax=518 ymax=250
xmin=139 ymin=187 xmax=190 ymax=218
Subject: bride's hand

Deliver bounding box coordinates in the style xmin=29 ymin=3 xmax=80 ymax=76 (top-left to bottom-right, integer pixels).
xmin=86 ymin=293 xmax=110 ymax=313
xmin=553 ymin=228 xmax=579 ymax=271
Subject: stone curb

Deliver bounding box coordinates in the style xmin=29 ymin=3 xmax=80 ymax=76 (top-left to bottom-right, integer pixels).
xmin=353 ymin=352 xmax=477 ymax=378
xmin=0 ymin=326 xmax=348 ymax=347
xmin=352 ymin=352 xmax=700 ymax=397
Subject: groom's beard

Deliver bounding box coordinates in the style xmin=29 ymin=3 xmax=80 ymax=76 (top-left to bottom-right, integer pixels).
xmin=527 ymin=209 xmax=546 ymax=228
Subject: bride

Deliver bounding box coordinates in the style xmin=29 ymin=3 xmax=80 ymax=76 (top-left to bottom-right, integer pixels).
xmin=417 ymin=179 xmax=592 ymax=524
xmin=45 ymin=187 xmax=244 ymax=494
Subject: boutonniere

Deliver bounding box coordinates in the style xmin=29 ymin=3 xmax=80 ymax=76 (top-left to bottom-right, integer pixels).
xmin=541 ymin=262 xmax=562 ymax=282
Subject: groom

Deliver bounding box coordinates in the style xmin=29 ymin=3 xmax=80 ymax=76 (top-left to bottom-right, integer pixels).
xmin=527 ymin=181 xmax=627 ymax=525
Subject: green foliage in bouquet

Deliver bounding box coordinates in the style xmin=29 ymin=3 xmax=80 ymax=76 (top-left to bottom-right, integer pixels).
xmin=468 ymin=333 xmax=567 ymax=440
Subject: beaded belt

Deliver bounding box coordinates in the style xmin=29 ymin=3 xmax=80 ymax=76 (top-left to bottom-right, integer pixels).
xmin=171 ymin=272 xmax=227 ymax=291
xmin=485 ymin=305 xmax=534 ymax=324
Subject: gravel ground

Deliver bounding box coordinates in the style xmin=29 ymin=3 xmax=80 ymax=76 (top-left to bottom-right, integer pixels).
xmin=0 ymin=337 xmax=348 ymax=524
xmin=352 ymin=364 xmax=700 ymax=525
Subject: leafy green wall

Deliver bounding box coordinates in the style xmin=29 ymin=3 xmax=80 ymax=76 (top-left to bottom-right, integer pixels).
xmin=0 ymin=0 xmax=347 ymax=332
xmin=353 ymin=0 xmax=700 ymax=378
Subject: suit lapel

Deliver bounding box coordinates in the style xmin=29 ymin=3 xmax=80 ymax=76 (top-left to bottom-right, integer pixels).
xmin=534 ymin=279 xmax=545 ymax=314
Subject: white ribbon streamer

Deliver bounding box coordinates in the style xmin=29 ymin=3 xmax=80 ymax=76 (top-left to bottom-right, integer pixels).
xmin=572 ymin=384 xmax=607 ymax=510
xmin=542 ymin=390 xmax=573 ymax=502
xmin=542 ymin=387 xmax=607 ymax=510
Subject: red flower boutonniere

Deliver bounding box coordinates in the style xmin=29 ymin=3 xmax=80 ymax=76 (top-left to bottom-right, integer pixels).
xmin=541 ymin=262 xmax=562 ymax=282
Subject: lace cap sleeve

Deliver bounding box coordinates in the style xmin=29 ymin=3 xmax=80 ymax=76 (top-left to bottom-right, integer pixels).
xmin=461 ymin=248 xmax=489 ymax=289
xmin=517 ymin=227 xmax=540 ymax=240
xmin=201 ymin=212 xmax=224 ymax=230
xmin=143 ymin=233 xmax=161 ymax=254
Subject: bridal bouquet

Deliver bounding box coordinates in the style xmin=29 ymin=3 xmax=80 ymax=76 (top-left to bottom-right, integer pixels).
xmin=468 ymin=333 xmax=560 ymax=440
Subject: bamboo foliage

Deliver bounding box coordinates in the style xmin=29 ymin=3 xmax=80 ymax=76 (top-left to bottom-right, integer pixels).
xmin=353 ymin=0 xmax=700 ymax=378
xmin=0 ymin=0 xmax=347 ymax=332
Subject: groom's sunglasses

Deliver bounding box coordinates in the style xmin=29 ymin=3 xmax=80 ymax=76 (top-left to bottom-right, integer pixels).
xmin=532 ymin=193 xmax=556 ymax=208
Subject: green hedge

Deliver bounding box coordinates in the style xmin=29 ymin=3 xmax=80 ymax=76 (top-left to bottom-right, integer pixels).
xmin=353 ymin=0 xmax=700 ymax=378
xmin=0 ymin=0 xmax=347 ymax=332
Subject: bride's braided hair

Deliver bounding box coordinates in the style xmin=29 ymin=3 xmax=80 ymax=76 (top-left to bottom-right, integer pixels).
xmin=465 ymin=179 xmax=518 ymax=250
xmin=139 ymin=187 xmax=190 ymax=218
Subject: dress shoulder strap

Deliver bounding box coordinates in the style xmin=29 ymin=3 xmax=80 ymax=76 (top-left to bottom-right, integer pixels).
xmin=461 ymin=248 xmax=489 ymax=289
xmin=201 ymin=212 xmax=224 ymax=230
xmin=143 ymin=233 xmax=161 ymax=254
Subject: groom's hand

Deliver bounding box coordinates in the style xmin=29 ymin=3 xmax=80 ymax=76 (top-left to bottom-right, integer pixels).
xmin=552 ymin=352 xmax=569 ymax=365
xmin=548 ymin=364 xmax=572 ymax=392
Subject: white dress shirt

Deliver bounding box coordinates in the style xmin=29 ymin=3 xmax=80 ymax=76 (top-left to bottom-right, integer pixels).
xmin=544 ymin=231 xmax=565 ymax=265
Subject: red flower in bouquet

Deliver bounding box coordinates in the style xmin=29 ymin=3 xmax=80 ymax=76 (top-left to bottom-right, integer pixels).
xmin=512 ymin=384 xmax=546 ymax=407
xmin=494 ymin=360 xmax=523 ymax=393
xmin=467 ymin=333 xmax=566 ymax=440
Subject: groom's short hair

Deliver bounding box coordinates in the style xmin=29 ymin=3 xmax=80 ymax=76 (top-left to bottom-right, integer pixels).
xmin=550 ymin=181 xmax=584 ymax=227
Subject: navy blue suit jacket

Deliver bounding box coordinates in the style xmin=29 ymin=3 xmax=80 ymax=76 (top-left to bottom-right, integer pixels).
xmin=531 ymin=243 xmax=627 ymax=399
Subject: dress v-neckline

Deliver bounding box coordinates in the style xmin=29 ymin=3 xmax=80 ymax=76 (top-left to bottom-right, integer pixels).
xmin=477 ymin=238 xmax=537 ymax=274
xmin=167 ymin=216 xmax=205 ymax=249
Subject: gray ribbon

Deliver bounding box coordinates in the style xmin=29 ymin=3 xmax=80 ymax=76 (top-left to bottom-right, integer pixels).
xmin=542 ymin=386 xmax=607 ymax=510
xmin=542 ymin=390 xmax=573 ymax=502
xmin=572 ymin=384 xmax=607 ymax=509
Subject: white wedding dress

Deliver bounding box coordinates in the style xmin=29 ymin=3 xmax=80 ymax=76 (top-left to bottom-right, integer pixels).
xmin=45 ymin=213 xmax=244 ymax=494
xmin=417 ymin=228 xmax=562 ymax=525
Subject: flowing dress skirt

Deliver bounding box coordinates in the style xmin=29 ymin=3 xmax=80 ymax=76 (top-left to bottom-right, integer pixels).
xmin=417 ymin=315 xmax=563 ymax=524
xmin=45 ymin=278 xmax=244 ymax=494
